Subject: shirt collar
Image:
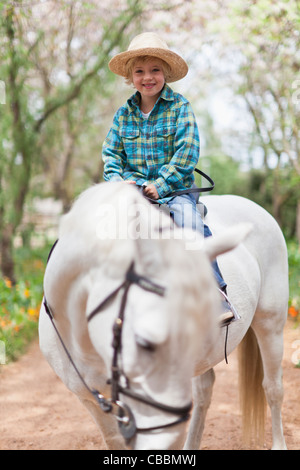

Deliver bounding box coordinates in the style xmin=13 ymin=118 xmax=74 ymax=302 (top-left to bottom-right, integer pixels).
xmin=160 ymin=84 xmax=175 ymax=102
xmin=127 ymin=84 xmax=175 ymax=114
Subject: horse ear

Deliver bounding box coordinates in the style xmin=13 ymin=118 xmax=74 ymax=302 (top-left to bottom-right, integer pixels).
xmin=204 ymin=223 xmax=253 ymax=261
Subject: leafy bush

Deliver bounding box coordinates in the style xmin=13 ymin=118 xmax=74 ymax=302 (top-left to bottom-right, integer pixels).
xmin=0 ymin=244 xmax=51 ymax=362
xmin=287 ymin=240 xmax=300 ymax=324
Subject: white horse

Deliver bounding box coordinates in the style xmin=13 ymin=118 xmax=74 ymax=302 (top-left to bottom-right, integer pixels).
xmin=39 ymin=182 xmax=288 ymax=450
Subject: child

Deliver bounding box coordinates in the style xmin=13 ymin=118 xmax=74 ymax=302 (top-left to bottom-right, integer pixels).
xmin=102 ymin=32 xmax=237 ymax=325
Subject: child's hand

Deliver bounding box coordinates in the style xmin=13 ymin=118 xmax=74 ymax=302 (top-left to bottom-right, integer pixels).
xmin=143 ymin=183 xmax=159 ymax=200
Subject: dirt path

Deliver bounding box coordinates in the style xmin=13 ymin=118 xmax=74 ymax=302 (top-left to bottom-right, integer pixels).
xmin=0 ymin=320 xmax=299 ymax=450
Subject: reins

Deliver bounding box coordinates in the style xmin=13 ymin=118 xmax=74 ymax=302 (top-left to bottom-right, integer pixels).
xmin=139 ymin=168 xmax=214 ymax=206
xmin=43 ymin=260 xmax=192 ymax=441
xmin=171 ymin=168 xmax=215 ymax=196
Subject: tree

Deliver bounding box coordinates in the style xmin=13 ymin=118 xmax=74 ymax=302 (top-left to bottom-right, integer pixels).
xmin=231 ymin=1 xmax=300 ymax=235
xmin=0 ymin=0 xmax=144 ymax=282
xmin=197 ymin=0 xmax=300 ymax=241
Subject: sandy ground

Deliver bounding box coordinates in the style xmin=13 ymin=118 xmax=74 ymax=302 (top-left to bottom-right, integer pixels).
xmin=0 ymin=319 xmax=299 ymax=451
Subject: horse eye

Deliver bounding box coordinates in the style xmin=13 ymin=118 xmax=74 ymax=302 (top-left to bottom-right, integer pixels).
xmin=135 ymin=335 xmax=156 ymax=352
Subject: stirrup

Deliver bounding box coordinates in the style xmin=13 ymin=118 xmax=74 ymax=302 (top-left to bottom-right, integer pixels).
xmin=218 ymin=288 xmax=241 ymax=327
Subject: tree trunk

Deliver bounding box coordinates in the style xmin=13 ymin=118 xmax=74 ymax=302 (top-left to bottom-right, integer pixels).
xmin=296 ymin=199 xmax=300 ymax=247
xmin=0 ymin=2 xmax=145 ymax=281
xmin=0 ymin=7 xmax=32 ymax=282
xmin=272 ymin=167 xmax=283 ymax=227
xmin=0 ymin=224 xmax=16 ymax=284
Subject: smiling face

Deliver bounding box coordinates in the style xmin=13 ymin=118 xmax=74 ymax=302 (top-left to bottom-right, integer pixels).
xmin=131 ymin=58 xmax=166 ymax=110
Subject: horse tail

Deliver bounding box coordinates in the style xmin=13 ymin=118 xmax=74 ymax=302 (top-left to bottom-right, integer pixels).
xmin=238 ymin=326 xmax=266 ymax=447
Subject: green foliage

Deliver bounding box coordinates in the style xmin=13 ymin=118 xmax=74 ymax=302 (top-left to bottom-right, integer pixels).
xmin=0 ymin=1 xmax=299 ymax=358
xmin=0 ymin=243 xmax=51 ymax=362
xmin=195 ymin=0 xmax=300 ymax=244
xmin=200 ymin=154 xmax=249 ymax=197
xmin=199 ymin=153 xmax=299 ymax=239
xmin=0 ymin=0 xmax=146 ymax=280
xmin=287 ymin=240 xmax=300 ymax=316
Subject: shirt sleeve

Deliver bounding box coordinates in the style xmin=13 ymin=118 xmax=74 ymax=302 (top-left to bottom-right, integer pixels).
xmin=102 ymin=111 xmax=126 ymax=182
xmin=153 ymin=102 xmax=200 ymax=198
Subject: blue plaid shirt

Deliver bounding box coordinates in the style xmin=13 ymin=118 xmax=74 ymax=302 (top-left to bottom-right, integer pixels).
xmin=102 ymin=84 xmax=200 ymax=203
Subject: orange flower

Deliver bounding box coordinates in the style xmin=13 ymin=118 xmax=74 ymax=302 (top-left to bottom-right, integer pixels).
xmin=4 ymin=277 xmax=12 ymax=288
xmin=23 ymin=288 xmax=30 ymax=298
xmin=288 ymin=306 xmax=299 ymax=318
xmin=33 ymin=259 xmax=44 ymax=270
xmin=28 ymin=307 xmax=37 ymax=317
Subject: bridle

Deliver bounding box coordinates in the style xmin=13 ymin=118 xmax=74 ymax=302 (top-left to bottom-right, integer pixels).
xmin=43 ymin=255 xmax=192 ymax=441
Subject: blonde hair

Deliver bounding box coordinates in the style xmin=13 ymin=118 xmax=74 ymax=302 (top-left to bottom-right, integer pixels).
xmin=124 ymin=56 xmax=172 ymax=85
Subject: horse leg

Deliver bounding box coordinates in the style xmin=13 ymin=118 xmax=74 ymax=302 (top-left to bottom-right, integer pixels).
xmin=252 ymin=322 xmax=287 ymax=450
xmin=184 ymin=368 xmax=215 ymax=450
xmin=79 ymin=398 xmax=128 ymax=450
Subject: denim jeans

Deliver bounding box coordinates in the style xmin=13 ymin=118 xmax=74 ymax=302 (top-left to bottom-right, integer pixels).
xmin=167 ymin=194 xmax=227 ymax=290
xmin=167 ymin=194 xmax=204 ymax=235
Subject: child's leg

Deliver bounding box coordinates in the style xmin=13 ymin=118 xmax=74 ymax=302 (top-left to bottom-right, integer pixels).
xmin=167 ymin=194 xmax=204 ymax=235
xmin=204 ymin=224 xmax=227 ymax=292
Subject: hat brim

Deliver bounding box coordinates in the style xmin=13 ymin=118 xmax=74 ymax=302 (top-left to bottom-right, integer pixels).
xmin=108 ymin=47 xmax=188 ymax=83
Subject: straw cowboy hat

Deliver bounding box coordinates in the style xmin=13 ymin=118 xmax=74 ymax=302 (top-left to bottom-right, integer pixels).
xmin=108 ymin=32 xmax=188 ymax=83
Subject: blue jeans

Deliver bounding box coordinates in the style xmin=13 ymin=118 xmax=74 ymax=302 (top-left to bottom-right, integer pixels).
xmin=167 ymin=194 xmax=227 ymax=290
